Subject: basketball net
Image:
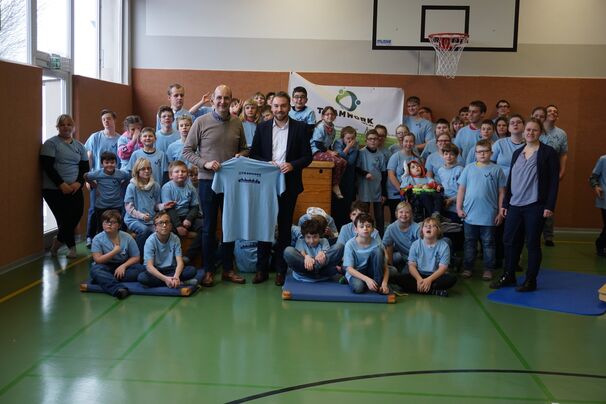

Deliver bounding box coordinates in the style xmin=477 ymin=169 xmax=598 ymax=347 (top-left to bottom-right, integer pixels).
xmin=428 ymin=33 xmax=469 ymax=79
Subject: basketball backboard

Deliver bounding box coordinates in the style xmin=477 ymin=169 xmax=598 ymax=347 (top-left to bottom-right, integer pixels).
xmin=373 ymin=0 xmax=519 ymax=51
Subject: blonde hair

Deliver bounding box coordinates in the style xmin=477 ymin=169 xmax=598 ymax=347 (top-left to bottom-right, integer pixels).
xmin=420 ymin=217 xmax=442 ymax=239
xmin=395 ymin=201 xmax=413 ymax=214
xmin=175 ymin=114 xmax=193 ymax=126
xmin=131 ymin=157 xmax=153 ymax=188
xmin=239 ymin=98 xmax=259 ymax=122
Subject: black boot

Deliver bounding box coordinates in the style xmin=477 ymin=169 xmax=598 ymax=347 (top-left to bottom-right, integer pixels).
xmin=489 ymin=273 xmax=517 ymax=289
xmin=515 ymin=279 xmax=537 ymax=292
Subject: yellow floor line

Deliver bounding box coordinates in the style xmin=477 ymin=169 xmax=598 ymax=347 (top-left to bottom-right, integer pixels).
xmin=555 ymin=240 xmax=593 ymax=245
xmin=0 ymin=255 xmax=90 ymax=304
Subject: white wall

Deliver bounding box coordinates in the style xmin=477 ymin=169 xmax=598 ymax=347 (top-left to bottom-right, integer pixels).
xmin=133 ymin=0 xmax=606 ymax=77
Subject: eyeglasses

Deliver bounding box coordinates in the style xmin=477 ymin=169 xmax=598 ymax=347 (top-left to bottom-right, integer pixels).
xmin=475 ymin=150 xmax=491 ymax=154
xmin=366 ymin=137 xmax=378 ymax=141
xmin=103 ymin=220 xmax=120 ymax=225
xmin=293 ymin=96 xmax=306 ymax=100
xmin=497 ymin=104 xmax=510 ymax=108
xmin=139 ymin=167 xmax=152 ymax=171
xmin=154 ymin=220 xmax=170 ymax=226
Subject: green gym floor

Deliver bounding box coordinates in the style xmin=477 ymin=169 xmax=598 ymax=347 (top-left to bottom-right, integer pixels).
xmin=0 ymin=231 xmax=605 ymax=404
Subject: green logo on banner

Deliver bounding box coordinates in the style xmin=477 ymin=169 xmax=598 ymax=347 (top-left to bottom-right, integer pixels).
xmin=336 ymin=90 xmax=361 ymax=112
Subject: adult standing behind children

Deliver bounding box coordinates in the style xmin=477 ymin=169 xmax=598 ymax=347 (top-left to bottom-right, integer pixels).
xmin=41 ymin=114 xmax=89 ymax=259
xmin=250 ymin=91 xmax=313 ymax=286
xmin=182 ymin=84 xmax=248 ymax=287
xmin=491 ymin=118 xmax=559 ymax=292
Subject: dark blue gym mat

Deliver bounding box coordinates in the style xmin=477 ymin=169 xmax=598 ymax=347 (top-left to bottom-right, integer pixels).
xmin=282 ymin=274 xmax=395 ymax=303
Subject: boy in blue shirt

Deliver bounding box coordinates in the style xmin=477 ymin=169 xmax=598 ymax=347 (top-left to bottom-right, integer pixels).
xmin=357 ymin=130 xmax=387 ymax=235
xmin=391 ymin=217 xmax=456 ymax=297
xmin=126 ymin=127 xmax=169 ymax=185
xmin=161 ymin=160 xmax=203 ymax=263
xmin=288 ymin=86 xmax=316 ymax=125
xmin=283 ymin=218 xmax=344 ymax=282
xmin=434 ymin=144 xmax=464 ymax=223
xmin=590 ymin=154 xmax=606 ymax=256
xmin=336 ymin=201 xmax=382 ymax=247
xmin=383 ymin=201 xmax=420 ymax=273
xmin=84 ymin=151 xmax=130 ymax=234
xmin=155 ymin=106 xmax=179 ymax=154
xmin=343 ymin=213 xmax=390 ymax=294
xmin=137 ymin=211 xmax=197 ymax=288
xmin=456 ymin=139 xmax=506 ymax=280
xmin=166 ymin=115 xmax=193 ymax=165
xmin=90 ymin=210 xmax=145 ymax=299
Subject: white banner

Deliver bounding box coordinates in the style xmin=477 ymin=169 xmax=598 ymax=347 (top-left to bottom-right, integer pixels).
xmin=288 ymin=72 xmax=404 ymax=134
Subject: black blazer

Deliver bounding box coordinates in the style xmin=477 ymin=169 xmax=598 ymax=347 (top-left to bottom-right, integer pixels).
xmin=250 ymin=118 xmax=312 ymax=196
xmin=503 ymin=142 xmax=560 ymax=211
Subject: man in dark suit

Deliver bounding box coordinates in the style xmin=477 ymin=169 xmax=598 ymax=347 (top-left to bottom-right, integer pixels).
xmin=250 ymin=91 xmax=313 ymax=285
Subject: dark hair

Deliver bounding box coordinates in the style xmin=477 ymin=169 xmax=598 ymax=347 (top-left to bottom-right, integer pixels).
xmin=442 ymin=143 xmax=460 ymax=156
xmin=141 ymin=127 xmax=156 ymax=136
xmin=292 ymin=86 xmax=307 ymax=97
xmin=123 ymin=115 xmax=143 ymax=130
xmin=265 ymin=91 xmax=275 ymax=99
xmin=168 ymin=160 xmax=188 ymax=172
xmin=546 ymin=104 xmax=559 ymax=112
xmin=495 ymin=116 xmax=510 ymax=135
xmin=100 ymin=151 xmax=117 ymax=163
xmin=365 ymin=129 xmax=379 ymax=138
xmin=508 ymin=113 xmax=525 ymax=124
xmin=435 ymin=118 xmax=449 ymax=126
xmin=495 ymin=99 xmax=510 ymax=108
xmin=340 ymin=126 xmax=356 ymax=138
xmin=419 ymin=106 xmax=432 ymax=114
xmin=157 ymin=105 xmax=174 ymax=119
xmin=469 ymin=100 xmax=487 ymax=114
xmin=374 ymin=124 xmax=387 ymax=134
xmin=354 ymin=213 xmax=374 ymax=228
xmin=531 ymin=106 xmax=547 ymax=116
xmin=480 ymin=119 xmax=496 ymax=130
xmin=406 ymin=96 xmax=421 ymax=105
xmin=475 ymin=139 xmax=493 ymax=150
xmin=527 ymin=117 xmax=545 ymax=133
xmin=274 ymin=91 xmax=291 ymax=105
xmin=350 ymin=201 xmax=370 ymax=214
xmin=100 ymin=109 xmax=116 ymax=119
xmin=101 ymin=209 xmax=122 ymax=224
xmin=301 ymin=218 xmax=324 ymax=236
xmin=153 ymin=210 xmax=170 ymax=224
xmin=458 ymin=106 xmax=469 ymax=114
xmin=321 ymin=106 xmax=337 ymax=116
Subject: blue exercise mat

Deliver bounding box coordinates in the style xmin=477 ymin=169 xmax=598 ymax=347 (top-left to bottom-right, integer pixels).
xmin=282 ymin=274 xmax=395 ymax=304
xmin=487 ymin=269 xmax=606 ymax=316
xmin=80 ymin=269 xmax=205 ymax=297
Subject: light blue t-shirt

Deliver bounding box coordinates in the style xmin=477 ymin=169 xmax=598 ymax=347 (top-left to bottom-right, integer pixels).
xmin=154 ymin=130 xmax=180 ymax=155
xmin=383 ymin=221 xmax=420 ymax=259
xmin=155 ymin=108 xmax=190 ymax=132
xmin=166 ymin=138 xmax=190 ymax=167
xmin=336 ymin=222 xmax=381 ymax=246
xmin=425 ymin=152 xmax=464 ymax=175
xmin=592 ymin=155 xmax=606 ymax=209
xmin=295 ymin=237 xmax=330 ymax=257
xmin=458 ymin=163 xmax=506 ymax=226
xmin=540 ymin=126 xmax=568 ymax=155
xmin=454 ymin=126 xmax=499 ymax=164
xmin=311 ymin=122 xmax=336 ymax=155
xmin=40 ymin=136 xmax=88 ymax=190
xmin=124 ymin=181 xmax=161 ymax=227
xmin=85 ymin=131 xmax=120 ymax=170
xmin=126 ymin=149 xmax=169 ymax=186
xmin=402 ymin=116 xmax=434 ymax=145
xmin=211 ymin=157 xmax=285 ymax=242
xmin=234 ymin=240 xmax=259 ymax=273
xmin=387 ymin=152 xmax=416 ymax=200
xmin=91 ymin=230 xmax=140 ymax=265
xmin=421 ymin=139 xmax=437 ymax=160
xmin=343 ymin=237 xmax=384 ymax=281
xmin=86 ymin=169 xmax=131 ymax=208
xmin=242 ymin=121 xmax=257 ymax=148
xmin=333 ymin=139 xmax=359 ymax=165
xmin=289 ymin=107 xmax=316 ymax=125
xmin=161 ymin=180 xmax=199 ymax=217
xmin=356 ymin=148 xmax=386 ymax=202
xmin=144 ymin=232 xmax=181 ymax=268
xmin=435 ymin=165 xmax=464 ymax=213
xmin=492 ymin=137 xmax=524 ymax=178
xmin=408 ymin=238 xmax=450 ymax=275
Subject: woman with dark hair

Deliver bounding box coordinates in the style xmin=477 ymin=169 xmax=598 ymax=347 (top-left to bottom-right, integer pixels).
xmin=40 ymin=114 xmax=89 ymax=258
xmin=491 ymin=118 xmax=560 ymax=292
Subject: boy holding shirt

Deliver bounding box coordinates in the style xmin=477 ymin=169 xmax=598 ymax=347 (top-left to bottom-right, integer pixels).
xmin=456 ymin=139 xmax=506 ymax=280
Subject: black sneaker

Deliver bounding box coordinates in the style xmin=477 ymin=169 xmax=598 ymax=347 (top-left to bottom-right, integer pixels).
xmin=115 ymin=288 xmax=129 ymax=300
xmin=545 ymin=240 xmax=555 ymax=247
xmin=430 ymin=289 xmax=448 ymax=297
xmin=489 ymin=274 xmax=517 ymax=289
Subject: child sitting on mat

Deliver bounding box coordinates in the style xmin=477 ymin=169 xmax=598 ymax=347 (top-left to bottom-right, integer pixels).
xmin=137 ymin=211 xmax=197 ymax=288
xmin=336 ymin=201 xmax=382 ymax=247
xmin=90 ymin=209 xmax=145 ymax=299
xmin=383 ymin=201 xmax=420 ymax=274
xmin=284 ymin=218 xmax=343 ymax=282
xmin=343 ymin=213 xmax=390 ymax=294
xmin=391 ymin=216 xmax=457 ymax=297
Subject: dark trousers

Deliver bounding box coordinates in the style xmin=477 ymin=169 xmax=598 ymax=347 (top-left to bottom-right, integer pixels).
xmin=42 ymin=189 xmax=84 ymax=248
xmin=597 ymin=209 xmax=606 ymax=253
xmin=90 ymin=263 xmax=145 ymax=296
xmin=257 ymin=191 xmax=299 ymax=274
xmin=198 ymin=180 xmax=235 ymax=273
xmin=503 ymin=203 xmax=546 ymax=282
xmin=391 ymin=272 xmax=457 ymax=293
xmin=137 ymin=265 xmax=197 ymax=287
xmin=87 ymin=189 xmax=96 ymax=239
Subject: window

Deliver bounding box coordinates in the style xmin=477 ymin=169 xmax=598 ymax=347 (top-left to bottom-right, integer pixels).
xmin=74 ymin=0 xmax=99 ymax=78
xmin=0 ymin=0 xmax=29 ymax=63
xmin=37 ymin=0 xmax=70 ymax=57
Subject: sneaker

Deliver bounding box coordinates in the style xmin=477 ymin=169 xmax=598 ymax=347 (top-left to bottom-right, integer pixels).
xmin=482 ymin=270 xmax=493 ymax=281
xmin=115 ymin=288 xmax=129 ymax=300
xmin=338 ymin=276 xmax=348 ymax=285
xmin=66 ymin=247 xmax=77 ymax=259
xmin=86 ymin=237 xmax=92 ymax=249
xmin=544 ymin=240 xmax=555 ymax=247
xmin=461 ymin=269 xmax=473 ymax=279
xmin=182 ymin=278 xmax=199 ymax=286
xmin=430 ymin=289 xmax=448 ymax=297
xmin=490 ymin=274 xmax=517 ymax=289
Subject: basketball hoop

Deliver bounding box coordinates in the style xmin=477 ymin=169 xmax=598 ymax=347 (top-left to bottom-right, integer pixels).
xmin=428 ymin=33 xmax=469 ymax=79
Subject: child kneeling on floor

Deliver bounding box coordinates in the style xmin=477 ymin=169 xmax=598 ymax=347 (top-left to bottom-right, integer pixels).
xmin=391 ymin=217 xmax=457 ymax=297
xmin=343 ymin=213 xmax=390 ymax=294
xmin=138 ymin=211 xmax=197 ymax=288
xmin=90 ymin=209 xmax=145 ymax=299
xmin=284 ymin=218 xmax=343 ymax=282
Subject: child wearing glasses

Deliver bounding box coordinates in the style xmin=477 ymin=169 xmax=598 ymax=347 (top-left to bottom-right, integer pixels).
xmin=90 ymin=210 xmax=145 ymax=299
xmin=456 ymin=139 xmax=506 ymax=281
xmin=138 ymin=211 xmax=197 ymax=288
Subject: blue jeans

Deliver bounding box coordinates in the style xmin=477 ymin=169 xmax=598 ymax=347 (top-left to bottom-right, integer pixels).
xmin=503 ymin=203 xmax=546 ymax=282
xmin=348 ymin=249 xmax=385 ymax=294
xmin=283 ymin=244 xmax=344 ymax=280
xmin=463 ymin=223 xmax=496 ymax=271
xmin=90 ymin=262 xmax=145 ymax=296
xmin=137 ymin=265 xmax=197 ymax=287
xmin=198 ymin=179 xmax=235 ymax=273
xmin=127 ymin=220 xmax=154 ymax=258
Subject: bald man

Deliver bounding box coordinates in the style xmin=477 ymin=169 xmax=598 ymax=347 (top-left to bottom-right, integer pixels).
xmin=183 ymin=85 xmax=248 ymax=287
